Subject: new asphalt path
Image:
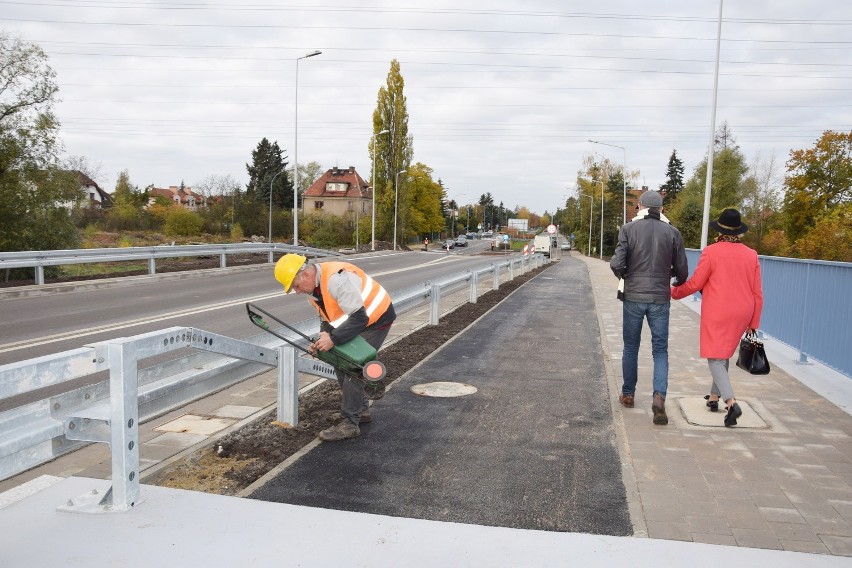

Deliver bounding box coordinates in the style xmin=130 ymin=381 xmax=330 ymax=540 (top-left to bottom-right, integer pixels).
xmin=250 ymin=254 xmax=632 ymax=535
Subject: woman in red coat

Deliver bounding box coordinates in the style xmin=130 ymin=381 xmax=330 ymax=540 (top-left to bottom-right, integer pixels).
xmin=671 ymin=209 xmax=763 ymax=427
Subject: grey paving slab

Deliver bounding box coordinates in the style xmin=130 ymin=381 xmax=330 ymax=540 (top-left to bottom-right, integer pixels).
xmin=579 ymin=253 xmax=852 ymax=558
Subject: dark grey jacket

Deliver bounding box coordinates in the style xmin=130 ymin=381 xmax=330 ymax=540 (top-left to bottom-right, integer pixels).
xmin=610 ymin=211 xmax=689 ymax=303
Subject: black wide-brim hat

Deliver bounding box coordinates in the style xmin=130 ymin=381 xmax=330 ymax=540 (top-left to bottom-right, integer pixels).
xmin=710 ymin=208 xmax=748 ymax=235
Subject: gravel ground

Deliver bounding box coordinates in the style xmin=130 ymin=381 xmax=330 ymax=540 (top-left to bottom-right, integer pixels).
xmin=147 ymin=262 xmax=553 ymax=496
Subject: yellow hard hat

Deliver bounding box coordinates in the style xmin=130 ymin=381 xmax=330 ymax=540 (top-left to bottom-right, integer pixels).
xmin=274 ymin=254 xmax=307 ymax=293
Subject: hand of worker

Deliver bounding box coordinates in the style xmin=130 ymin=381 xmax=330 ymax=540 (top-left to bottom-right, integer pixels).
xmin=313 ymin=331 xmax=334 ymax=352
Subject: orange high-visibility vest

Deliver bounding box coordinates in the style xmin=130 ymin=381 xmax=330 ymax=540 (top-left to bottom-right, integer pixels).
xmin=308 ymin=262 xmax=392 ymax=328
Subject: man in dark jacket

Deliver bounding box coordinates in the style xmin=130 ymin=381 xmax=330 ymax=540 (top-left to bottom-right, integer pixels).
xmin=610 ymin=190 xmax=688 ymax=425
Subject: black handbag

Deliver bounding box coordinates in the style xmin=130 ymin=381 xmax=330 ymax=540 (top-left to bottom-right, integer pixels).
xmin=736 ymin=331 xmax=770 ymax=375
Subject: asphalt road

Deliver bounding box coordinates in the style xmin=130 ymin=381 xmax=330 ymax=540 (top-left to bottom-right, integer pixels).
xmin=249 ymin=255 xmax=631 ymax=535
xmin=0 ymin=246 xmax=497 ymax=366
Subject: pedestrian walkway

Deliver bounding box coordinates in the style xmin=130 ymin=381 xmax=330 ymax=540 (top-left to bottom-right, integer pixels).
xmin=581 ymin=253 xmax=852 ymax=556
xmin=1 ymin=253 xmax=851 ymax=566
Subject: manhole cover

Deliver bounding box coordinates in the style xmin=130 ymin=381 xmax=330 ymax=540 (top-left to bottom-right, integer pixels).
xmin=677 ymin=397 xmax=768 ymax=429
xmin=410 ymin=382 xmax=478 ymax=397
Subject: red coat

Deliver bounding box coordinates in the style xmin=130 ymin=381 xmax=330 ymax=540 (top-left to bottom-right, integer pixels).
xmin=671 ymin=242 xmax=763 ymax=359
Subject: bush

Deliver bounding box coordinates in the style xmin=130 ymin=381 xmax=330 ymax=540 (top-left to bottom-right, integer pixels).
xmin=164 ymin=208 xmax=204 ymax=237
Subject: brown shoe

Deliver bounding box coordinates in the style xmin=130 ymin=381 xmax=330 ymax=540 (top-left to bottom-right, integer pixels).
xmin=618 ymin=394 xmax=634 ymax=408
xmin=652 ymin=393 xmax=668 ymax=425
xmin=319 ymin=421 xmax=360 ymax=442
xmin=359 ymin=411 xmax=372 ymax=424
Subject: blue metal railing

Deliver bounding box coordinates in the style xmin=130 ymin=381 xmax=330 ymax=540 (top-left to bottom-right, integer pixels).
xmin=684 ymin=249 xmax=852 ymax=378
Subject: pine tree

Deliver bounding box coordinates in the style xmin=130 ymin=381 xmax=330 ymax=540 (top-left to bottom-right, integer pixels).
xmin=246 ymin=138 xmax=291 ymax=208
xmin=660 ymin=149 xmax=685 ymax=207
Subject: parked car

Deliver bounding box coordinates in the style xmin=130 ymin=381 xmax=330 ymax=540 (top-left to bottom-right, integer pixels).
xmin=561 ymin=242 xmax=572 ymax=251
xmin=482 ymin=230 xmax=493 ymax=238
xmin=454 ymin=235 xmax=468 ymax=247
xmin=443 ymin=239 xmax=455 ymax=249
xmin=466 ymin=232 xmax=478 ymax=240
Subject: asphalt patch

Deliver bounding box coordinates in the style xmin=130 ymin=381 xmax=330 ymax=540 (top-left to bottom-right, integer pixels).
xmin=249 ymin=257 xmax=631 ymax=536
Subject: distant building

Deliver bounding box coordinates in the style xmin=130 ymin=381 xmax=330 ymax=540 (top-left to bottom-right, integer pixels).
xmin=301 ymin=166 xmax=371 ymax=217
xmin=147 ymin=184 xmax=206 ymax=210
xmin=55 ymin=170 xmax=113 ymax=210
xmin=75 ymin=171 xmax=113 ymax=209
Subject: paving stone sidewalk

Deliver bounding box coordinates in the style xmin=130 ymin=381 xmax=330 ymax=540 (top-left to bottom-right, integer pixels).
xmin=579 ymin=253 xmax=852 ymax=557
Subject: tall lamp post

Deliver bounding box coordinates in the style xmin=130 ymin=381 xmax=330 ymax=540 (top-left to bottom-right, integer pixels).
xmin=393 ymin=169 xmax=406 ymax=251
xmin=269 ymin=167 xmax=286 ymax=262
xmin=579 ymin=193 xmax=593 ymax=257
xmin=292 ymin=49 xmax=322 ymax=246
xmin=589 ymin=139 xmax=627 ymax=226
xmin=599 ymin=179 xmax=605 ymax=260
xmin=371 ymin=129 xmax=390 ymax=251
xmin=451 ymin=193 xmax=468 ymax=237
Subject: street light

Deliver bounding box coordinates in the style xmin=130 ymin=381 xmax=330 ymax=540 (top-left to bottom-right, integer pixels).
xmin=451 ymin=193 xmax=468 ymax=237
xmin=599 ymin=179 xmax=605 ymax=260
xmin=589 ymin=139 xmax=627 ymax=226
xmin=371 ymin=129 xmax=390 ymax=251
xmin=579 ymin=193 xmax=593 ymax=257
xmin=269 ymin=167 xmax=286 ymax=262
xmin=292 ymin=49 xmax=322 ymax=246
xmin=393 ymin=169 xmax=406 ymax=251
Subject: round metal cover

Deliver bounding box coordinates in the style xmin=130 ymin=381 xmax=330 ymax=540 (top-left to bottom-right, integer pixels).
xmin=410 ymin=381 xmax=478 ymax=398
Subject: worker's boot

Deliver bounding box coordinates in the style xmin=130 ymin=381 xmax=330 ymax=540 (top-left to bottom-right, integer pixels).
xmin=319 ymin=421 xmax=360 ymax=442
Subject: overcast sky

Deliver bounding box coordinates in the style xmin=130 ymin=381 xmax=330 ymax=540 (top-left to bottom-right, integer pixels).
xmin=3 ymin=1 xmax=850 ymax=214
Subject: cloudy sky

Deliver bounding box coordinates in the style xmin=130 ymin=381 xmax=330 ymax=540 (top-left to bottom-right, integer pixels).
xmin=3 ymin=1 xmax=850 ymax=214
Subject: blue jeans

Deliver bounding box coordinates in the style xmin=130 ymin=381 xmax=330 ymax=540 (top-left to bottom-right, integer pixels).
xmin=621 ymin=300 xmax=670 ymax=398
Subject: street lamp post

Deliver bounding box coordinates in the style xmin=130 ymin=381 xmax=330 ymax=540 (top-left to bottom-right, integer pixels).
xmin=292 ymin=49 xmax=322 ymax=246
xmin=269 ymin=167 xmax=286 ymax=262
xmin=393 ymin=169 xmax=406 ymax=251
xmin=579 ymin=193 xmax=593 ymax=257
xmin=451 ymin=193 xmax=468 ymax=238
xmin=599 ymin=180 xmax=604 ymax=260
xmin=589 ymin=139 xmax=627 ymax=226
xmin=371 ymin=129 xmax=390 ymax=251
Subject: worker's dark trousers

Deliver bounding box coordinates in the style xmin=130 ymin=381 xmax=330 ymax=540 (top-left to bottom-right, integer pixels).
xmin=338 ymin=325 xmax=391 ymax=425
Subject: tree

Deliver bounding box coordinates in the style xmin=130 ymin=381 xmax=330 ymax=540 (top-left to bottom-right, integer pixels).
xmin=666 ymin=179 xmax=705 ymax=249
xmin=288 ymin=160 xmax=323 ymax=197
xmin=740 ymin=151 xmax=783 ymax=253
xmin=371 ymin=59 xmax=414 ymax=241
xmin=246 ymin=138 xmax=291 ymax=208
xmin=105 ymin=170 xmax=146 ymax=231
xmin=782 ymin=130 xmax=852 ymax=244
xmin=660 ymin=149 xmax=684 ymax=207
xmin=0 ymin=32 xmax=78 ymax=257
xmin=672 ymin=125 xmax=749 ymax=242
xmin=402 ymin=162 xmax=445 ymax=243
xmin=194 ymin=174 xmax=241 ymax=235
xmin=792 ymin=203 xmax=851 ymax=262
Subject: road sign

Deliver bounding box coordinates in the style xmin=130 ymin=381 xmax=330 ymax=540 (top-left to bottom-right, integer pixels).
xmin=546 ymin=224 xmax=556 ymax=234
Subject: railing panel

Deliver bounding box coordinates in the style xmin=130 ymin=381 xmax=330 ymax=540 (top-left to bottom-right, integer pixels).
xmin=684 ymin=249 xmax=851 ymax=377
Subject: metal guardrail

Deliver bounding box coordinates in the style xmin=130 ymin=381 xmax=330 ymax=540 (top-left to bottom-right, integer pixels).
xmin=0 ymin=243 xmax=342 ymax=285
xmin=684 ymin=249 xmax=852 ymax=378
xmin=0 ymin=251 xmax=547 ymax=511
